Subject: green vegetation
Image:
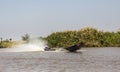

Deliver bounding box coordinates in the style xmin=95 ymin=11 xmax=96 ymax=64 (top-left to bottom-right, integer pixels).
xmin=0 ymin=38 xmax=18 ymax=48
xmin=45 ymin=27 xmax=120 ymax=48
xmin=21 ymin=34 xmax=30 ymax=43
xmin=0 ymin=27 xmax=120 ymax=48
xmin=0 ymin=34 xmax=29 ymax=48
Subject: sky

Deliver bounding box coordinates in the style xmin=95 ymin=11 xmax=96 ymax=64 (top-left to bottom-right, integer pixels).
xmin=0 ymin=0 xmax=120 ymax=40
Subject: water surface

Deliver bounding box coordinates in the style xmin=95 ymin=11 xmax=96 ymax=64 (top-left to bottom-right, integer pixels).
xmin=0 ymin=47 xmax=120 ymax=72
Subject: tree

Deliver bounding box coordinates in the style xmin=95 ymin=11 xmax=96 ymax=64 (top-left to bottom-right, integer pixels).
xmin=9 ymin=38 xmax=12 ymax=42
xmin=21 ymin=34 xmax=30 ymax=43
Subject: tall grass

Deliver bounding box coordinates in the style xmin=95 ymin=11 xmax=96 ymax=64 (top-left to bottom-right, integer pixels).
xmin=0 ymin=40 xmax=21 ymax=48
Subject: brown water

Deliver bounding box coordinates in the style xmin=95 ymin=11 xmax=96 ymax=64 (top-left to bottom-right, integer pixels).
xmin=0 ymin=47 xmax=120 ymax=72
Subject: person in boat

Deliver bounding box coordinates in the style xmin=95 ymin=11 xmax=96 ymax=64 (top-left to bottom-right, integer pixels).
xmin=64 ymin=42 xmax=84 ymax=52
xmin=44 ymin=45 xmax=50 ymax=51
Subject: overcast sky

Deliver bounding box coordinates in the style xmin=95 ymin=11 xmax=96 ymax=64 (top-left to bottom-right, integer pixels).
xmin=0 ymin=0 xmax=120 ymax=40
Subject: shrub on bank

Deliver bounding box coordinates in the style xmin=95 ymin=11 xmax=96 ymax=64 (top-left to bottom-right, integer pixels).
xmin=45 ymin=27 xmax=120 ymax=48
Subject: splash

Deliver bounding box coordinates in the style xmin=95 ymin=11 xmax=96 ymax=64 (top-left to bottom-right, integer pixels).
xmin=14 ymin=39 xmax=46 ymax=52
xmin=0 ymin=39 xmax=47 ymax=52
xmin=55 ymin=48 xmax=68 ymax=52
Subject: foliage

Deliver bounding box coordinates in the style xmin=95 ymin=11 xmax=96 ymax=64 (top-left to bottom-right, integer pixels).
xmin=21 ymin=34 xmax=30 ymax=43
xmin=45 ymin=27 xmax=120 ymax=48
xmin=0 ymin=27 xmax=120 ymax=48
xmin=0 ymin=38 xmax=22 ymax=48
xmin=0 ymin=38 xmax=14 ymax=48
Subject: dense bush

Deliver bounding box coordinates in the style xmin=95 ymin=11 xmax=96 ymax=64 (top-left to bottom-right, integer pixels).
xmin=45 ymin=27 xmax=120 ymax=48
xmin=0 ymin=27 xmax=120 ymax=48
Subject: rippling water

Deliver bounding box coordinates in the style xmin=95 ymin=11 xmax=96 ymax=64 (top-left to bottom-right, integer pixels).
xmin=0 ymin=47 xmax=120 ymax=72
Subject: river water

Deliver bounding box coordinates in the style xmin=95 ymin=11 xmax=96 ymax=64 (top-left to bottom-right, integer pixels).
xmin=0 ymin=47 xmax=120 ymax=72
